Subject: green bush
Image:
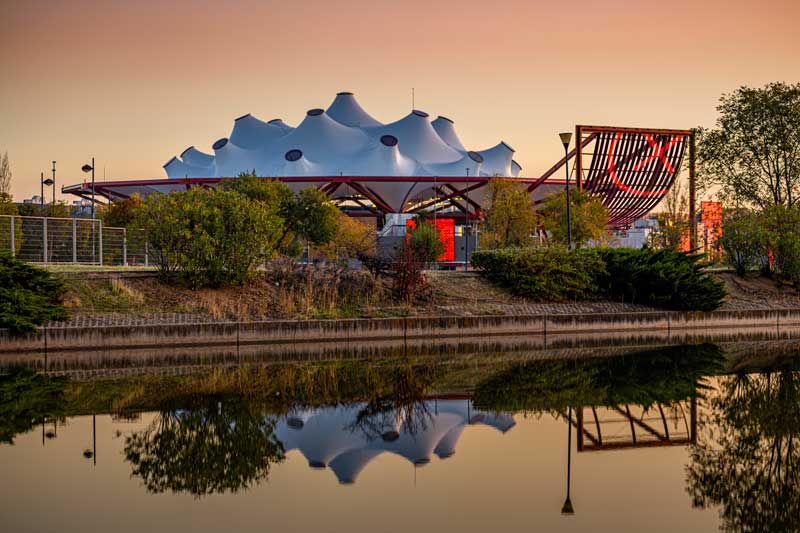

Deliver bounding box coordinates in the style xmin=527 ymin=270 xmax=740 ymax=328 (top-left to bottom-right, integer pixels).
xmin=720 ymin=208 xmax=766 ymax=276
xmin=470 ymin=246 xmax=604 ymax=301
xmin=0 ymin=253 xmax=69 ymax=333
xmin=135 ymin=188 xmax=284 ymax=288
xmin=594 ymin=248 xmax=726 ymax=311
xmin=472 ymin=246 xmax=726 ymax=311
xmin=407 ymin=220 xmax=444 ymax=267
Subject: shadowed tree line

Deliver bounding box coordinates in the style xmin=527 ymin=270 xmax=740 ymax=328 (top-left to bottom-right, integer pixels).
xmin=472 ymin=344 xmax=726 ymax=413
xmin=686 ymin=360 xmax=800 ymax=532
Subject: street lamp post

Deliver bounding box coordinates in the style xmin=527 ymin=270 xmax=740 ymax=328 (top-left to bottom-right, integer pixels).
xmin=51 ymin=161 xmax=56 ymax=205
xmin=41 ymin=174 xmax=54 ymax=208
xmin=464 ymin=168 xmax=470 ymax=271
xmin=82 ymin=158 xmax=95 ymax=218
xmin=559 ymin=133 xmax=573 ymax=250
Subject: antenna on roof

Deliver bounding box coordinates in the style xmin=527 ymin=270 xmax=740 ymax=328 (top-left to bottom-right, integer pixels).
xmin=412 ymin=88 xmax=415 ymax=110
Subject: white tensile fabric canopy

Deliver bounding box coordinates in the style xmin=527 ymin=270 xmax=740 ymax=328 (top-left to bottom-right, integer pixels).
xmin=162 ymin=92 xmax=520 ymax=212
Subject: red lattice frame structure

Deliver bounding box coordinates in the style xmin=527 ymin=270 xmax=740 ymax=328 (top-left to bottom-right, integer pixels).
xmin=575 ymin=125 xmax=694 ymax=228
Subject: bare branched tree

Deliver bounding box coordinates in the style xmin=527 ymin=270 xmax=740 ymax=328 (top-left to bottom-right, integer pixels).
xmin=0 ymin=151 xmax=11 ymax=197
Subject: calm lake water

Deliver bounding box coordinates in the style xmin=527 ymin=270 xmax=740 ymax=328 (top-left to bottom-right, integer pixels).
xmin=1 ymin=342 xmax=798 ymax=532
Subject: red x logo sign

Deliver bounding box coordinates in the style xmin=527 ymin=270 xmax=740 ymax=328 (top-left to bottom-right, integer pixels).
xmin=632 ymin=134 xmax=680 ymax=173
xmin=607 ymin=133 xmax=684 ymax=197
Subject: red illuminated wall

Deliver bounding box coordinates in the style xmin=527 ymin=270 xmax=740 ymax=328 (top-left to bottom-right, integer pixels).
xmin=701 ymin=201 xmax=723 ymax=260
xmin=406 ymin=218 xmax=455 ymax=262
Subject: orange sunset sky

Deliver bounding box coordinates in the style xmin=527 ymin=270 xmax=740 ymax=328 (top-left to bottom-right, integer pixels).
xmin=1 ymin=0 xmax=798 ymax=202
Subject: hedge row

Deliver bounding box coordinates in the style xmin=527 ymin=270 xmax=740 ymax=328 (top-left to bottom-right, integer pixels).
xmin=471 ymin=247 xmax=725 ymax=311
xmin=0 ymin=253 xmax=69 ymax=333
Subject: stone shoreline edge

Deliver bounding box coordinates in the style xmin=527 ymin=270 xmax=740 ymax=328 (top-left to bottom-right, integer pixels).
xmin=3 ymin=309 xmax=800 ymax=355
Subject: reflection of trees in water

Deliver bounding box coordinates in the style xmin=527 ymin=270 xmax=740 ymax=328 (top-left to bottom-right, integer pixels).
xmin=472 ymin=344 xmax=725 ymax=413
xmin=124 ymin=398 xmax=284 ymax=497
xmin=0 ymin=369 xmax=67 ymax=445
xmin=347 ymin=364 xmax=433 ymax=441
xmin=687 ymin=365 xmax=800 ymax=532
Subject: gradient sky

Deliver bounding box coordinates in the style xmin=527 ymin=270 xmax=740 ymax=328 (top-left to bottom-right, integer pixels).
xmin=1 ymin=0 xmax=798 ymax=202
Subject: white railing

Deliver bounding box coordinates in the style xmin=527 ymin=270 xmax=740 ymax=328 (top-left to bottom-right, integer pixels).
xmin=0 ymin=215 xmax=149 ymax=266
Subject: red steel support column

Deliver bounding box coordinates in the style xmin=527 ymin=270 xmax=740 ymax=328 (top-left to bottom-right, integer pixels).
xmin=574 ymin=125 xmax=583 ymax=190
xmin=689 ymin=131 xmax=697 ymax=250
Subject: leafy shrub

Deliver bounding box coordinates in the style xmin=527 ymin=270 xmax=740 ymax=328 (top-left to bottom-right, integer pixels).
xmin=472 ymin=246 xmax=726 ymax=311
xmin=0 ymin=253 xmax=69 ymax=333
xmin=135 ymin=188 xmax=283 ymax=288
xmin=594 ymin=248 xmax=726 ymax=311
xmin=406 ymin=221 xmax=444 ymax=267
xmin=762 ymin=205 xmax=800 ymax=288
xmin=471 ymin=246 xmax=604 ymax=301
xmin=720 ymin=208 xmax=765 ymax=276
xmin=223 ymin=174 xmax=339 ymax=255
xmin=392 ymin=244 xmax=429 ymax=305
xmin=539 ymin=189 xmax=609 ymax=247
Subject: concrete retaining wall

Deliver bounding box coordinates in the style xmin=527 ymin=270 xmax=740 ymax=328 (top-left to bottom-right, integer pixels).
xmin=3 ymin=309 xmax=800 ymax=360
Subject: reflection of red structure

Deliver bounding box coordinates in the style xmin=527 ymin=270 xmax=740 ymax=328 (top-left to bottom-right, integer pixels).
xmin=406 ymin=218 xmax=455 ymax=262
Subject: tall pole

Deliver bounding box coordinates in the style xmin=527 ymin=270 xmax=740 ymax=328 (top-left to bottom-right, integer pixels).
xmin=40 ymin=172 xmax=44 ymax=206
xmin=564 ymin=143 xmax=572 ymax=251
xmin=51 ymin=161 xmax=56 ymax=205
xmin=689 ymin=131 xmax=697 ymax=250
xmin=91 ymin=157 xmax=95 ymax=219
xmin=562 ymin=406 xmax=575 ymax=515
xmin=464 ymin=168 xmax=469 ymax=271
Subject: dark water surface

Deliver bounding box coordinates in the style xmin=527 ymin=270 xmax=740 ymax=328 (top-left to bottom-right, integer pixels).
xmin=1 ymin=342 xmax=798 ymax=532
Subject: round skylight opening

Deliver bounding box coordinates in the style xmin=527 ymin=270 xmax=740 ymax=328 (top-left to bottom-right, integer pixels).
xmin=212 ymin=138 xmax=228 ymax=150
xmin=468 ymin=151 xmax=484 ymax=163
xmin=380 ymin=135 xmax=399 ymax=147
xmin=307 ymin=108 xmax=324 ymax=116
xmin=412 ymin=109 xmax=429 ymax=118
xmin=285 ymin=149 xmax=303 ymax=162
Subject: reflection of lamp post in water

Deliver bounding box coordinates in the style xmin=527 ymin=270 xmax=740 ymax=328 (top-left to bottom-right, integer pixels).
xmin=562 ymin=406 xmax=575 ymax=515
xmin=82 ymin=414 xmax=96 ymax=466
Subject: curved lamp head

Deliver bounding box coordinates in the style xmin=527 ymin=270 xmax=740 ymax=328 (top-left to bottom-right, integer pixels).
xmin=559 ymin=132 xmax=573 ymax=149
xmin=81 ymin=164 xmax=93 ymax=173
xmin=42 ymin=178 xmax=54 ymax=186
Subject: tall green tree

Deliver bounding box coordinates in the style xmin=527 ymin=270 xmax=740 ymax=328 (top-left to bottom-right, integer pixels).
xmin=481 ymin=178 xmax=537 ymax=249
xmin=539 ymin=189 xmax=608 ymax=248
xmin=697 ymin=82 xmax=800 ymax=209
xmin=224 ymin=173 xmax=338 ymax=255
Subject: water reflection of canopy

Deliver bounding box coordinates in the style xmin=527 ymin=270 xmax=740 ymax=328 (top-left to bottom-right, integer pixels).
xmin=274 ymin=400 xmax=515 ymax=484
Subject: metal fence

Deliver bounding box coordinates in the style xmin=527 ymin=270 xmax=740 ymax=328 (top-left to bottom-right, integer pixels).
xmin=0 ymin=215 xmax=149 ymax=266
